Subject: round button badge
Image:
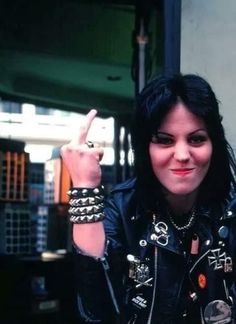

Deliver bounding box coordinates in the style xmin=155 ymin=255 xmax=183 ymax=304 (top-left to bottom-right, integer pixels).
xmin=198 ymin=273 xmax=207 ymax=289
xmin=139 ymin=239 xmax=147 ymax=247
xmin=204 ymin=300 xmax=232 ymax=324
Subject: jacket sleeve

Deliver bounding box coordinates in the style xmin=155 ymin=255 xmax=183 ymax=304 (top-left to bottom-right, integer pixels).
xmin=73 ymin=191 xmax=128 ymax=323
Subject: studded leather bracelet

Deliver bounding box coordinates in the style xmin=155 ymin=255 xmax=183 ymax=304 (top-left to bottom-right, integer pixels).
xmin=67 ymin=186 xmax=105 ymax=224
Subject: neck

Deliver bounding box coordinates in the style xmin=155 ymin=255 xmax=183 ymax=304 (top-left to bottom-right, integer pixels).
xmin=165 ymin=190 xmax=198 ymax=216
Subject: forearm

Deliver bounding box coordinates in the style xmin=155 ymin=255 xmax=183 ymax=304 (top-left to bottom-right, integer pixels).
xmin=73 ymin=222 xmax=105 ymax=257
xmin=74 ymin=248 xmax=121 ymax=323
xmin=72 ymin=190 xmax=126 ymax=323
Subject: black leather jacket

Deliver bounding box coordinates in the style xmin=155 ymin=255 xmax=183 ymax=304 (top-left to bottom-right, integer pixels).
xmin=74 ymin=178 xmax=236 ymax=323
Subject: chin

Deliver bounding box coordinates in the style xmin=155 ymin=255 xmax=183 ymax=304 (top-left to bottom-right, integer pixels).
xmin=168 ymin=187 xmax=199 ymax=197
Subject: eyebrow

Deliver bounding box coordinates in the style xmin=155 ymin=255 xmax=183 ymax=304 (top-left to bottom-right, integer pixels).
xmin=156 ymin=128 xmax=208 ymax=137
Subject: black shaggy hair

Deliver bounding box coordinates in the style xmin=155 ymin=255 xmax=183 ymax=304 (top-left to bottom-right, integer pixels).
xmin=131 ymin=74 xmax=236 ymax=208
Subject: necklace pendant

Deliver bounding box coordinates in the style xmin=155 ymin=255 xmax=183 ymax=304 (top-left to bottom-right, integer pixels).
xmin=181 ymin=230 xmax=186 ymax=237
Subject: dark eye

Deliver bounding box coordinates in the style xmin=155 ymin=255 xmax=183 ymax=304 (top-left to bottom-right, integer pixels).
xmin=188 ymin=135 xmax=208 ymax=145
xmin=151 ymin=133 xmax=173 ymax=145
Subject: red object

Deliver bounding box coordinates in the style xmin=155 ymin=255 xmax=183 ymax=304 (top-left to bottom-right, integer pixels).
xmin=198 ymin=273 xmax=207 ymax=289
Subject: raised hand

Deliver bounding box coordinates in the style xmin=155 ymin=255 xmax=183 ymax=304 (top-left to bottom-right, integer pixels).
xmin=60 ymin=109 xmax=104 ymax=188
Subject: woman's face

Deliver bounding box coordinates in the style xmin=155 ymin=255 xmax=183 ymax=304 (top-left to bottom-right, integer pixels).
xmin=149 ymin=102 xmax=213 ymax=197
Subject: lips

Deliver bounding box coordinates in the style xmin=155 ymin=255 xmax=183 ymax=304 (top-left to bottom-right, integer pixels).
xmin=171 ymin=168 xmax=194 ymax=176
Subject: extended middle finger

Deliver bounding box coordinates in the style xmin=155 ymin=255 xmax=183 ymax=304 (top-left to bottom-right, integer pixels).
xmin=77 ymin=109 xmax=97 ymax=145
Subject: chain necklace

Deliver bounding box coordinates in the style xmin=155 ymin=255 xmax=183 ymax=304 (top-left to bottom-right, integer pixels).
xmin=167 ymin=207 xmax=196 ymax=231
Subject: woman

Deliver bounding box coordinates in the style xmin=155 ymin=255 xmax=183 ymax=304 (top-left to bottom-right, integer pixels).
xmin=61 ymin=74 xmax=236 ymax=323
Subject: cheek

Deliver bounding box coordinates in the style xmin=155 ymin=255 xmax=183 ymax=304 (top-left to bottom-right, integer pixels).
xmin=194 ymin=144 xmax=213 ymax=167
xmin=149 ymin=145 xmax=169 ymax=171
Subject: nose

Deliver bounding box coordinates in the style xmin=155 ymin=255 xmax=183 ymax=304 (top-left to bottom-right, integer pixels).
xmin=174 ymin=142 xmax=190 ymax=162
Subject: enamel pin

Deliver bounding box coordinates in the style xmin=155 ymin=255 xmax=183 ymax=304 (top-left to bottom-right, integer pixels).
xmin=127 ymin=254 xmax=153 ymax=288
xmin=208 ymin=248 xmax=233 ymax=272
xmin=150 ymin=221 xmax=169 ymax=246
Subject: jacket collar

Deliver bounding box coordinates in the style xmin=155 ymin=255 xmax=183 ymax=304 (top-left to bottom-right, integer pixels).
xmin=146 ymin=209 xmax=214 ymax=256
xmin=223 ymin=195 xmax=236 ymax=219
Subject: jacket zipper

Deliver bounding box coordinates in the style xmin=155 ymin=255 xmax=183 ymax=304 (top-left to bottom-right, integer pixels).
xmin=147 ymin=245 xmax=158 ymax=324
xmin=101 ymin=257 xmax=120 ymax=315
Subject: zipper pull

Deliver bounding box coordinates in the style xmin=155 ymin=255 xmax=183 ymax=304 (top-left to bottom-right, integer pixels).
xmin=101 ymin=257 xmax=110 ymax=271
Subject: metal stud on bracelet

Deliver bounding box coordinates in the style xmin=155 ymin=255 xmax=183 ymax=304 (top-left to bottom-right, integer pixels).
xmin=68 ymin=203 xmax=104 ymax=216
xmin=67 ymin=186 xmax=104 ymax=199
xmin=69 ymin=196 xmax=104 ymax=207
xmin=70 ymin=212 xmax=105 ymax=224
